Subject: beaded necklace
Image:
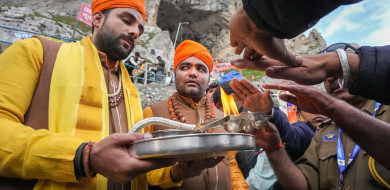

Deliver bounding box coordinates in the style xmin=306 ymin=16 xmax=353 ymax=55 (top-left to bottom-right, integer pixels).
xmin=168 ymin=92 xmax=215 ymax=124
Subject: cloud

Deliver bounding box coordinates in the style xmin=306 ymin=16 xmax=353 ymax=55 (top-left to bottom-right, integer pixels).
xmin=362 ymin=26 xmax=390 ymax=46
xmin=360 ymin=0 xmax=390 ymax=45
xmin=322 ymin=4 xmax=365 ymax=37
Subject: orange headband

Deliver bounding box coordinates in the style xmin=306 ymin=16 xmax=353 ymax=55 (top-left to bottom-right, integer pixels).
xmin=174 ymin=40 xmax=213 ymax=72
xmin=91 ymin=0 xmax=146 ymax=22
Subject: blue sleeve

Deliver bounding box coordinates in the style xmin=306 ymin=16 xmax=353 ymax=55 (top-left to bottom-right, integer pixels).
xmin=348 ymin=45 xmax=390 ymax=104
xmin=269 ymin=107 xmax=315 ymax=161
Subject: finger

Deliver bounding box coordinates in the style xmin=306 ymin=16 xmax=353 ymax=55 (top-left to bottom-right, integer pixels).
xmin=278 ymin=94 xmax=298 ymax=106
xmin=232 ymin=94 xmax=244 ymax=106
xmin=230 ymin=33 xmax=238 ymax=47
xmin=231 ymin=79 xmax=252 ymax=96
xmin=234 ymin=41 xmax=246 ymax=55
xmin=135 ymin=158 xmax=175 ymax=173
xmin=230 ymin=79 xmax=247 ymax=98
xmin=240 ymin=79 xmax=261 ymax=94
xmin=250 ymin=52 xmax=264 ymax=60
xmin=243 ymin=47 xmax=256 ymax=59
xmin=266 ymin=65 xmax=323 ymax=85
xmin=262 ymin=81 xmax=296 ymax=91
xmin=112 ymin=133 xmax=151 ymax=146
xmin=263 ymin=90 xmax=273 ymax=104
xmin=231 ymin=58 xmax=284 ymax=71
xmin=205 ymin=157 xmax=224 ymax=168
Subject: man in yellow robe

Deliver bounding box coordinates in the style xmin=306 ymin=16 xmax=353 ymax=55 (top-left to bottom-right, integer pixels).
xmin=143 ymin=40 xmax=248 ymax=189
xmin=0 ymin=0 xmax=172 ymax=189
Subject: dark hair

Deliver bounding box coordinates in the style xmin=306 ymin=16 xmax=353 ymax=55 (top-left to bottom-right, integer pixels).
xmin=212 ymin=81 xmax=235 ymax=104
xmin=135 ymin=52 xmax=140 ymax=56
xmin=157 ymin=56 xmax=161 ymax=59
xmin=91 ymin=9 xmax=112 ymax=34
xmin=207 ymin=82 xmax=218 ymax=93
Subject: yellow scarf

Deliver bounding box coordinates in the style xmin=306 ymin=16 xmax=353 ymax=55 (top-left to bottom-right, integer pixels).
xmin=33 ymin=37 xmax=144 ymax=190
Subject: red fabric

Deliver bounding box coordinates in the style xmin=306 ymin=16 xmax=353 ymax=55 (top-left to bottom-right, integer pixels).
xmin=174 ymin=40 xmax=213 ymax=72
xmin=91 ymin=0 xmax=146 ymax=21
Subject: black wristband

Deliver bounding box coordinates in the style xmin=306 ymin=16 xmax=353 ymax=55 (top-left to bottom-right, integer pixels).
xmin=74 ymin=142 xmax=88 ymax=179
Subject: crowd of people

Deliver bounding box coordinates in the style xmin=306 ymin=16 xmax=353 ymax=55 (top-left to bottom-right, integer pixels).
xmin=0 ymin=0 xmax=389 ymax=189
xmin=124 ymin=52 xmax=170 ymax=85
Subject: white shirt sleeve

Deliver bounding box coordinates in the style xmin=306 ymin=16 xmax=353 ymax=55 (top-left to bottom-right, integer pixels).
xmin=129 ymin=57 xmax=138 ymax=66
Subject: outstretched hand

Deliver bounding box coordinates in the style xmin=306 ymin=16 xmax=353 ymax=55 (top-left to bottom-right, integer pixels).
xmin=252 ymin=122 xmax=281 ymax=150
xmin=90 ymin=133 xmax=174 ymax=183
xmin=263 ymin=81 xmax=338 ymax=117
xmin=232 ymin=53 xmax=344 ymax=85
xmin=170 ymin=157 xmax=225 ymax=181
xmin=230 ymin=78 xmax=273 ymax=113
xmin=229 ymin=7 xmax=297 ymax=67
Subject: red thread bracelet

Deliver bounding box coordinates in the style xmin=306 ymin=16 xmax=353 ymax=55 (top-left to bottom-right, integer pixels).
xmin=254 ymin=138 xmax=285 ymax=155
xmin=83 ymin=141 xmax=97 ymax=178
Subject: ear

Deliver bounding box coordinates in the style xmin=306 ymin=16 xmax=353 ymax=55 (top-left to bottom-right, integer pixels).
xmin=92 ymin=12 xmax=105 ymax=31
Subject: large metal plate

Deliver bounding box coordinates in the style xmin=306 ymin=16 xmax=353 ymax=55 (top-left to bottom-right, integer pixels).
xmin=128 ymin=133 xmax=256 ymax=161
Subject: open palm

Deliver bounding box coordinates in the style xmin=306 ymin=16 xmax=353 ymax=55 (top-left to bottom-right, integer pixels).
xmin=230 ymin=78 xmax=273 ymax=113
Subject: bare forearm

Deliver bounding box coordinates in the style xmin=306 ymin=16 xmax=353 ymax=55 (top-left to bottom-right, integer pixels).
xmin=266 ymin=148 xmax=308 ymax=190
xmin=331 ymin=100 xmax=390 ymax=169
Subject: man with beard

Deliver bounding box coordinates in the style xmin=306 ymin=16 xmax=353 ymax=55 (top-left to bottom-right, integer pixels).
xmin=143 ymin=40 xmax=248 ymax=190
xmin=0 ymin=0 xmax=173 ymax=189
xmin=232 ymin=76 xmax=390 ymax=189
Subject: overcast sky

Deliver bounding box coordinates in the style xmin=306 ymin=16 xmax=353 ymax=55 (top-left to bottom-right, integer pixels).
xmin=306 ymin=0 xmax=390 ymax=47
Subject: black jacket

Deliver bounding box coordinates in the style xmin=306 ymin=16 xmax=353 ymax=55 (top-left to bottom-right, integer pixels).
xmin=349 ymin=45 xmax=390 ymax=104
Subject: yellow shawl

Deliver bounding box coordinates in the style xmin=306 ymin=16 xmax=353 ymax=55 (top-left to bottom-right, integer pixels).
xmin=33 ymin=37 xmax=144 ymax=190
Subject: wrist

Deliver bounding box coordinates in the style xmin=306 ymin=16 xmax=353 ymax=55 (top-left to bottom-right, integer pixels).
xmin=254 ymin=137 xmax=285 ymax=155
xmin=74 ymin=143 xmax=88 ymax=179
xmin=323 ymin=52 xmax=343 ymax=78
xmin=83 ymin=141 xmax=97 ymax=178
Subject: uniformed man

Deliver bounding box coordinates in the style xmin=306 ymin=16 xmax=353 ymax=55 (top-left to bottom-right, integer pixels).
xmin=232 ymin=76 xmax=390 ymax=189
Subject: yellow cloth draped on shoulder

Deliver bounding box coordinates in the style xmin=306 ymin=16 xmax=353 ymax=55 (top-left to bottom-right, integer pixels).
xmin=0 ymin=36 xmax=144 ymax=190
xmin=35 ymin=37 xmax=144 ymax=190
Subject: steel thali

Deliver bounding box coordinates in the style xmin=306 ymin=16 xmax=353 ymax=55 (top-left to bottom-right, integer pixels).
xmin=128 ymin=130 xmax=255 ymax=161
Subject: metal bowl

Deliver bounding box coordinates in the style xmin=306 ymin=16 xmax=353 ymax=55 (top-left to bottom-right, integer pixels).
xmin=128 ymin=133 xmax=256 ymax=161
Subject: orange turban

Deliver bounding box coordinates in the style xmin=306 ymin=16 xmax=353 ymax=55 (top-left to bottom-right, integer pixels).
xmin=174 ymin=40 xmax=213 ymax=72
xmin=91 ymin=0 xmax=146 ymax=22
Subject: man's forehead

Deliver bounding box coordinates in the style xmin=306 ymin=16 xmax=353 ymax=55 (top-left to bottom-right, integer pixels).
xmin=179 ymin=57 xmax=207 ymax=67
xmin=112 ymin=7 xmax=145 ymax=25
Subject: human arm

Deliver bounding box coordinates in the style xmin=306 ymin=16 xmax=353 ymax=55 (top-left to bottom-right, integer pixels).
xmin=90 ymin=133 xmax=174 ymax=183
xmin=0 ymin=39 xmax=173 ymax=183
xmin=229 ymin=7 xmax=297 ymax=65
xmin=230 ymin=0 xmax=360 ymax=63
xmin=230 ymin=79 xmax=315 ymax=160
xmin=252 ymin=123 xmax=308 ymax=190
xmin=263 ymin=82 xmax=390 ymax=169
xmin=271 ymin=108 xmax=315 ymax=161
xmin=232 ymin=44 xmax=390 ymax=104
